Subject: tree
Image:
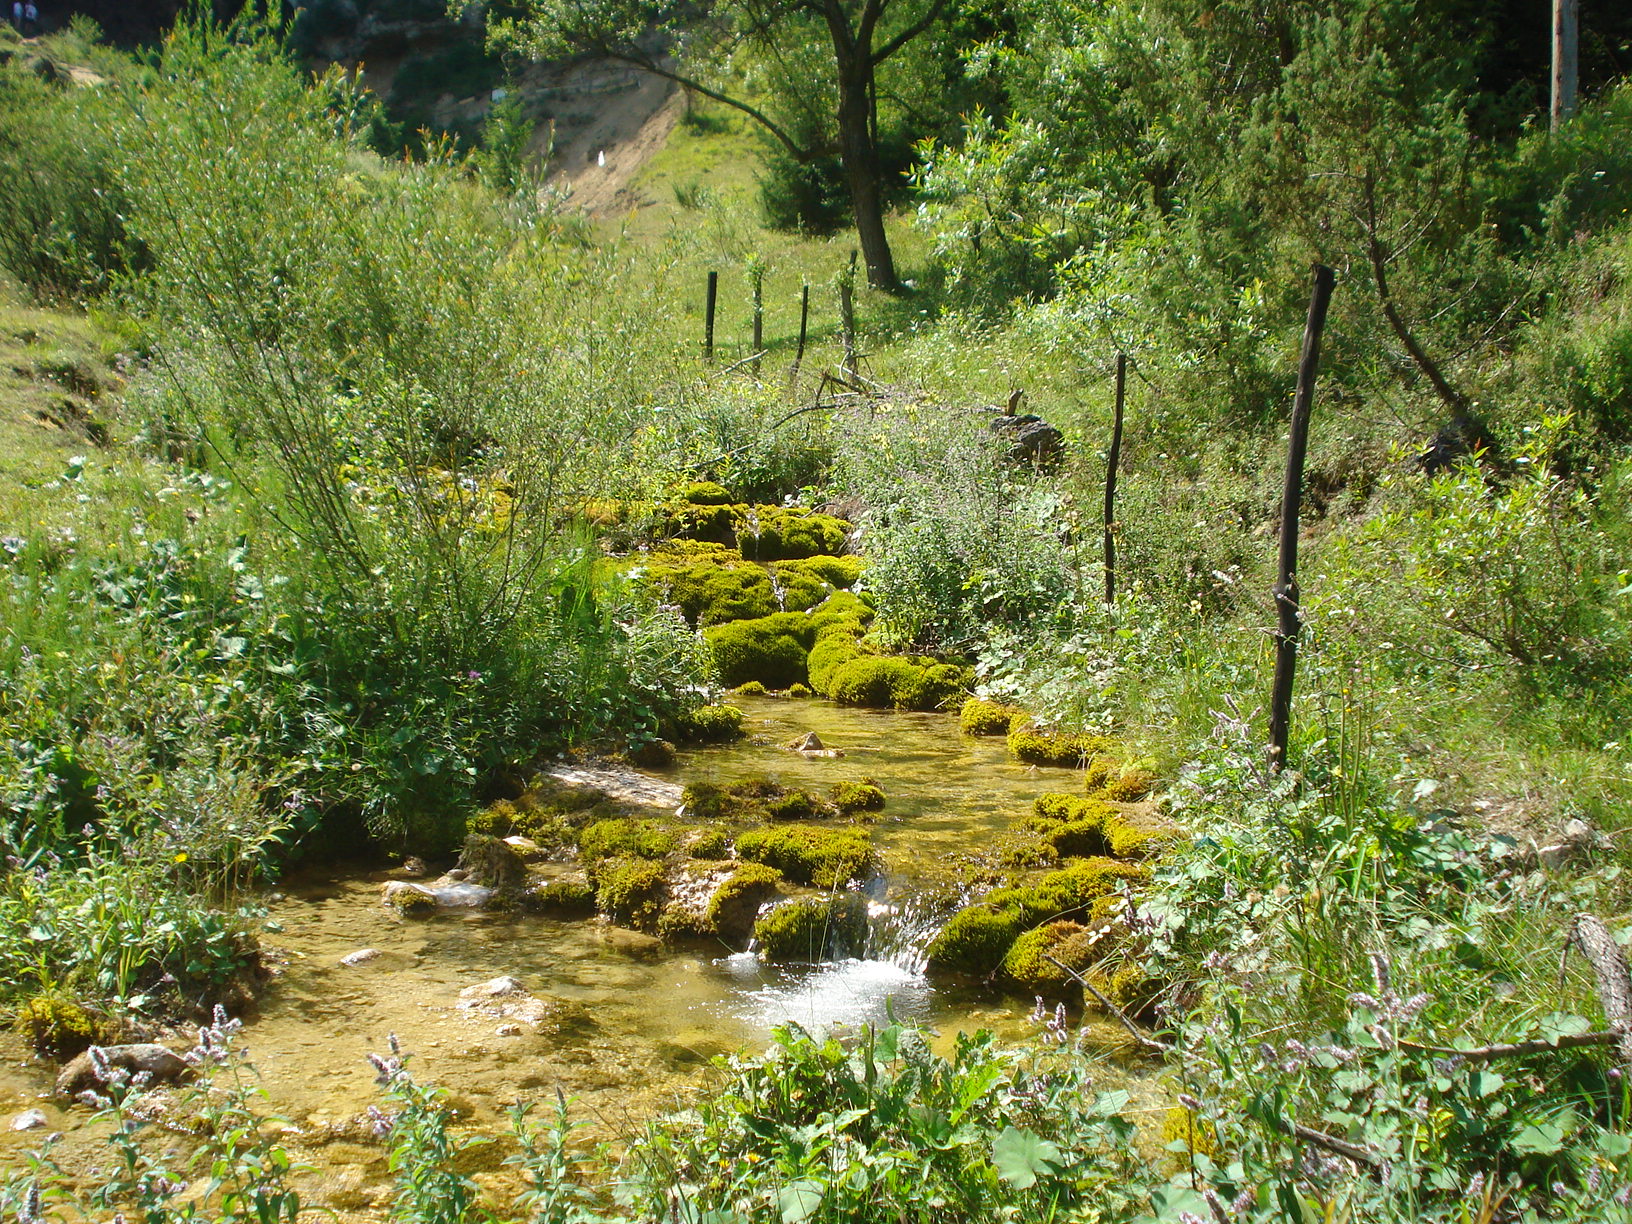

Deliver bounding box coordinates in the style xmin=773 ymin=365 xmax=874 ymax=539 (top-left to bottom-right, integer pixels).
xmin=490 ymin=0 xmax=961 ymax=291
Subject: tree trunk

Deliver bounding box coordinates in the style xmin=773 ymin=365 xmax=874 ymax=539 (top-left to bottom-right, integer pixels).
xmin=836 ymin=60 xmax=898 ymax=292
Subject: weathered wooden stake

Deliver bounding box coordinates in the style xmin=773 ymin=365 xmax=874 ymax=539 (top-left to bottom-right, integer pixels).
xmin=751 ymin=268 xmax=765 ymax=376
xmin=1104 ymin=353 xmax=1126 ymax=605
xmin=1551 ymin=0 xmax=1579 ymax=134
xmin=704 ymin=269 xmax=718 ymax=364
xmin=1267 ymin=264 xmax=1336 ymax=773
xmin=839 ymin=251 xmax=858 ymax=379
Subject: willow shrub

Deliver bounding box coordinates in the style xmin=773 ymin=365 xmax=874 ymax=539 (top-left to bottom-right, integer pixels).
xmin=103 ymin=16 xmax=708 ymax=845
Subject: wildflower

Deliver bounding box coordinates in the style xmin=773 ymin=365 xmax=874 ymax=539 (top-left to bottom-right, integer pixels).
xmin=19 ymin=1182 xmax=41 ymax=1224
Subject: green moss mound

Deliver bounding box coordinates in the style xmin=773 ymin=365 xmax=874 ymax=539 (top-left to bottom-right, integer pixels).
xmin=925 ymin=905 xmax=1025 ymax=976
xmin=16 ymin=992 xmax=98 ymax=1058
xmin=1007 ymin=723 xmax=1115 ymax=767
xmin=831 ymin=780 xmax=885 ymax=814
xmin=1001 ymin=920 xmax=1099 ymax=999
xmin=735 ymin=824 xmax=875 ymax=887
xmin=681 ymin=480 xmax=734 ymax=505
xmin=765 ymin=789 xmax=824 ymax=821
xmin=787 ymin=683 xmax=814 ymax=699
xmin=734 ymin=680 xmax=768 ymax=696
xmin=706 ymin=862 xmax=784 ymax=939
xmin=687 ymin=827 xmax=732 ymax=859
xmin=828 ymin=655 xmax=967 ymax=711
xmin=960 ymin=698 xmax=1023 ymax=736
xmin=645 ymin=549 xmax=830 ymax=627
xmin=1024 ymin=794 xmax=1117 ymax=857
xmin=738 ymin=507 xmax=851 ymax=559
xmin=706 ymin=616 xmax=813 ymax=688
xmin=594 ymin=857 xmax=668 ymax=929
xmin=753 ymin=893 xmax=869 ymax=962
xmin=674 ymin=704 xmax=746 ymax=744
xmin=774 ymin=554 xmax=863 ymax=589
xmin=579 ymin=818 xmax=677 ymax=862
xmin=1103 ymin=768 xmax=1157 ymax=801
xmin=528 ymin=879 xmax=596 ymax=917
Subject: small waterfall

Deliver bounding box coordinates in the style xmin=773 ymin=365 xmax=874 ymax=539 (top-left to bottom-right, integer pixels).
xmin=863 ymin=897 xmax=947 ymax=975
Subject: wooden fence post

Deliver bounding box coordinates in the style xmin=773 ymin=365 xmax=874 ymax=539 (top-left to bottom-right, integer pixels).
xmin=1268 ymin=264 xmax=1336 ymax=773
xmin=1104 ymin=353 xmax=1126 ymax=605
xmin=838 ymin=252 xmax=858 ymax=379
xmin=704 ymin=270 xmax=718 ymax=364
xmin=750 ymin=262 xmax=765 ymax=375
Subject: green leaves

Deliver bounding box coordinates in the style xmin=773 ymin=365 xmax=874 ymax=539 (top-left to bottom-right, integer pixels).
xmin=990 ymin=1126 xmax=1063 ymax=1189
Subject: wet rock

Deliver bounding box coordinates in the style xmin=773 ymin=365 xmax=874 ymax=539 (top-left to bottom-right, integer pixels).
xmin=599 ymin=926 xmax=663 ymax=960
xmin=459 ymin=976 xmax=529 ymax=1003
xmin=457 ymin=833 xmax=528 ymax=891
xmin=502 ymin=835 xmax=545 ymax=862
xmin=787 ymin=731 xmax=845 ymax=759
xmin=446 ymin=868 xmax=470 ymax=882
xmin=382 ymin=879 xmax=494 ymax=914
xmin=56 ymin=1044 xmax=188 ymax=1097
xmin=401 ymin=856 xmax=430 ymax=877
xmin=340 ymin=948 xmax=382 ymax=967
xmin=543 ymin=763 xmax=683 ymax=810
xmin=10 ymin=1109 xmax=47 ymax=1131
xmin=495 ymin=1023 xmax=522 ymax=1037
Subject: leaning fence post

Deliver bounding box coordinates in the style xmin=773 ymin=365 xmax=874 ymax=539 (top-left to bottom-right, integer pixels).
xmin=1104 ymin=353 xmax=1126 ymax=606
xmin=838 ymin=251 xmax=858 ymax=379
xmin=1268 ymin=264 xmax=1336 ymax=773
xmin=749 ymin=257 xmax=765 ymax=376
xmin=704 ymin=269 xmax=718 ymax=364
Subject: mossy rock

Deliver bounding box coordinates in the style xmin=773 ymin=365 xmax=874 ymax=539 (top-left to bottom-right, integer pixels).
xmin=660 ymin=501 xmax=745 ymax=546
xmin=1001 ymin=920 xmax=1101 ymax=999
xmin=925 ymin=905 xmax=1025 ymax=977
xmin=681 ymin=776 xmax=784 ymax=824
xmin=687 ymin=827 xmax=732 ymax=859
xmin=831 ymin=780 xmax=885 ymax=814
xmin=1007 ymin=724 xmax=1115 ymax=768
xmin=765 ymin=789 xmax=825 ymax=821
xmin=753 ymin=893 xmax=869 ymax=962
xmin=829 ymin=655 xmax=967 ymax=712
xmin=528 ymin=879 xmax=596 ymax=917
xmin=1031 ymin=794 xmax=1115 ymax=827
xmin=995 ymin=834 xmax=1060 ymax=869
xmin=680 ymin=480 xmax=734 ymax=505
xmin=579 ymin=818 xmax=677 ymax=862
xmin=657 ymin=907 xmax=717 ymax=941
xmin=1106 ymin=818 xmax=1178 ymax=859
xmin=733 ymin=680 xmax=768 ymax=696
xmin=457 ymin=833 xmax=529 ymax=891
xmin=594 ymin=857 xmax=668 ymax=930
xmin=706 ymin=617 xmax=813 ymax=689
xmin=1161 ymin=1106 xmax=1221 ymax=1166
xmin=787 ymin=683 xmax=814 ymax=699
xmin=674 ymin=704 xmax=746 ymax=744
xmin=735 ymin=824 xmax=875 ymax=887
xmin=383 ymin=883 xmax=439 ymax=917
xmin=16 ymin=992 xmax=98 ymax=1058
xmin=807 ymin=627 xmax=865 ymax=696
xmin=773 ymin=554 xmax=863 ymax=589
xmin=625 ymin=738 xmax=677 ymax=769
xmin=1088 ymin=961 xmax=1163 ymax=1020
xmin=960 ymin=698 xmax=1022 ymax=736
xmin=706 ymin=862 xmax=784 ymax=942
xmin=737 ymin=507 xmax=851 ymax=559
xmin=1103 ymin=768 xmax=1157 ymax=802
xmin=1042 ymin=857 xmax=1152 ymax=907
xmin=645 ymin=550 xmax=830 ymax=627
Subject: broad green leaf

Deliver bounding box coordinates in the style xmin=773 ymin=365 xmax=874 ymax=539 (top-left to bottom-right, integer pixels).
xmin=777 ymin=1179 xmax=824 ymax=1224
xmin=991 ymin=1125 xmax=1062 ymax=1189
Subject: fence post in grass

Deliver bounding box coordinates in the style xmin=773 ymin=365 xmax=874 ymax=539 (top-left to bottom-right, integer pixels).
xmin=748 ymin=257 xmax=765 ymax=376
xmin=789 ymin=282 xmax=810 ymax=388
xmin=1268 ymin=263 xmax=1336 ymax=773
xmin=1104 ymin=352 xmax=1126 ymax=606
xmin=704 ymin=269 xmax=718 ymax=364
xmin=838 ymin=251 xmax=858 ymax=379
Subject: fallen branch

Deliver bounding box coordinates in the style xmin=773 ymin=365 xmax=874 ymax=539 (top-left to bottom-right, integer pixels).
xmin=716 ymin=350 xmax=769 ymax=377
xmin=1285 ymin=1120 xmax=1384 ymax=1169
xmin=1566 ymin=914 xmax=1632 ymax=1074
xmin=1399 ymin=1029 xmax=1624 ymax=1062
xmin=1043 ymin=954 xmax=1173 ymax=1054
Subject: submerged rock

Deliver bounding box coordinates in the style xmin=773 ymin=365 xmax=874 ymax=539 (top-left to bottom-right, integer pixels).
xmin=56 ymin=1044 xmax=188 ymax=1097
xmin=459 ymin=976 xmax=528 ymax=1002
xmin=339 ymin=948 xmax=382 ymax=967
xmin=381 ymin=879 xmax=493 ymax=915
xmin=10 ymin=1109 xmax=47 ymax=1131
xmin=787 ymin=731 xmax=845 ymax=759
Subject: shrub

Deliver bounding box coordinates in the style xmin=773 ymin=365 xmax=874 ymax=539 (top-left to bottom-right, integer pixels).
xmin=753 ymin=893 xmax=869 ymax=962
xmin=594 ymin=858 xmax=667 ymax=929
xmin=831 ymin=780 xmax=885 ymax=814
xmin=734 ymin=825 xmax=875 ymax=887
xmin=959 ymin=698 xmax=1022 ymax=736
xmin=924 ymin=905 xmax=1024 ymax=976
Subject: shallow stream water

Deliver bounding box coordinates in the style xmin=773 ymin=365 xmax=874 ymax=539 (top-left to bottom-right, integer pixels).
xmin=0 ymin=696 xmax=1156 ymax=1216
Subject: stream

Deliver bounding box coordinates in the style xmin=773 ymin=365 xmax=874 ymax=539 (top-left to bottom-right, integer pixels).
xmin=0 ymin=696 xmax=1158 ymax=1215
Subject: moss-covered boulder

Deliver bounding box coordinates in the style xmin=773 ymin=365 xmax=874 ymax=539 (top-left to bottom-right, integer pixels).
xmin=680 ymin=480 xmax=734 ymax=505
xmin=1007 ymin=723 xmax=1115 ymax=768
xmin=831 ymin=780 xmax=885 ymax=814
xmin=735 ymin=824 xmax=875 ymax=887
xmin=738 ymin=507 xmax=851 ymax=559
xmin=706 ymin=615 xmax=814 ymax=688
xmin=706 ymin=862 xmax=784 ymax=942
xmin=457 ymin=833 xmax=530 ymax=892
xmin=16 ymin=992 xmax=99 ymax=1058
xmin=1001 ymin=920 xmax=1102 ymax=999
xmin=673 ymin=704 xmax=747 ymax=744
xmin=787 ymin=683 xmax=814 ymax=699
xmin=527 ymin=879 xmax=596 ymax=917
xmin=593 ymin=857 xmax=668 ymax=929
xmin=644 ymin=548 xmax=831 ymax=627
xmin=773 ymin=554 xmax=864 ymax=589
xmin=959 ymin=698 xmax=1023 ymax=736
xmin=925 ymin=905 xmax=1025 ymax=977
xmin=765 ymin=789 xmax=825 ymax=821
xmin=828 ymin=655 xmax=966 ymax=711
xmin=753 ymin=893 xmax=869 ymax=961
xmin=579 ymin=818 xmax=678 ymax=862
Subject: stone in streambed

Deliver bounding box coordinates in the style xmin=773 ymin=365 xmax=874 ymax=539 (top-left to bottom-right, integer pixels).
xmin=56 ymin=1044 xmax=188 ymax=1097
xmin=10 ymin=1109 xmax=47 ymax=1131
xmin=339 ymin=948 xmax=382 ymax=967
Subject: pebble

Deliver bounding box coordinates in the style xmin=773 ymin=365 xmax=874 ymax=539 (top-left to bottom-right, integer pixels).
xmin=495 ymin=1024 xmax=522 ymax=1037
xmin=10 ymin=1109 xmax=47 ymax=1131
xmin=340 ymin=948 xmax=382 ymax=967
xmin=458 ymin=975 xmax=529 ymax=1003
